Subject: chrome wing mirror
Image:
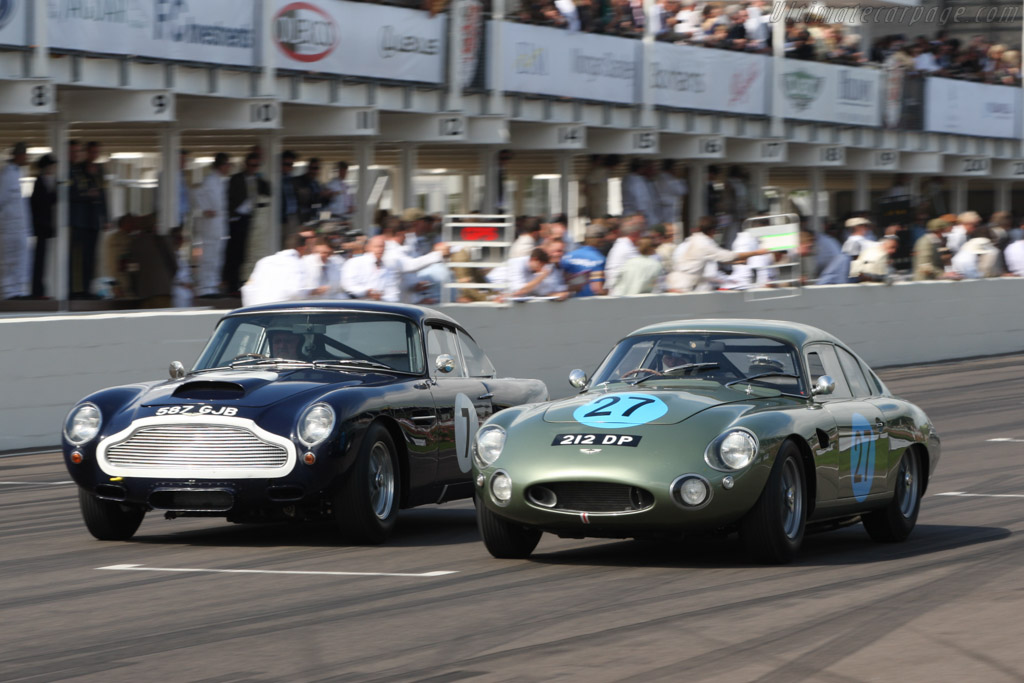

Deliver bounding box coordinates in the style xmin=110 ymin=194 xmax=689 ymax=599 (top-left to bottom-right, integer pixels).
xmin=569 ymin=369 xmax=589 ymax=390
xmin=169 ymin=361 xmax=187 ymax=379
xmin=812 ymin=375 xmax=835 ymax=396
xmin=434 ymin=354 xmax=455 ymax=374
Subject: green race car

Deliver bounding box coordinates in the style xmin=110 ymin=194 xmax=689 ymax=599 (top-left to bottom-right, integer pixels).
xmin=472 ymin=319 xmax=940 ymax=563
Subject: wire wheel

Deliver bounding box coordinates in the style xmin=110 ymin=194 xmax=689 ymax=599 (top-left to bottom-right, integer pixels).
xmin=369 ymin=441 xmax=396 ymax=520
xmin=780 ymin=456 xmax=804 ymax=540
xmin=896 ymin=450 xmax=920 ymax=519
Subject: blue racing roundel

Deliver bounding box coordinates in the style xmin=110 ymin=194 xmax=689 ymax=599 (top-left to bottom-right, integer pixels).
xmin=850 ymin=412 xmax=877 ymax=502
xmin=573 ymin=393 xmax=668 ymax=429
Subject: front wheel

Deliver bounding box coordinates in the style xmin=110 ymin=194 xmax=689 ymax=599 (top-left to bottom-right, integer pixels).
xmin=335 ymin=423 xmax=400 ymax=544
xmin=476 ymin=497 xmax=541 ymax=559
xmin=739 ymin=441 xmax=806 ymax=564
xmin=862 ymin=449 xmax=922 ymax=542
xmin=78 ymin=489 xmax=145 ymax=541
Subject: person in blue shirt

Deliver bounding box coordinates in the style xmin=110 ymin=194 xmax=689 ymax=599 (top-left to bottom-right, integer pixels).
xmin=562 ymin=224 xmax=608 ymax=297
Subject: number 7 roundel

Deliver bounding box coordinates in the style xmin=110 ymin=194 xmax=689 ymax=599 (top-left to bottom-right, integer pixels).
xmin=573 ymin=394 xmax=668 ymax=429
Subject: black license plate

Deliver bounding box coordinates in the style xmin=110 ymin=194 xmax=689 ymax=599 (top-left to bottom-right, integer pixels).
xmin=551 ymin=433 xmax=641 ymax=447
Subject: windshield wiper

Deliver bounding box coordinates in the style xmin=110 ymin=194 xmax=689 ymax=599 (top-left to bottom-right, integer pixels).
xmin=228 ymin=357 xmax=313 ymax=368
xmin=312 ymin=359 xmax=396 ymax=371
xmin=725 ymin=372 xmax=807 ymax=399
xmin=629 ymin=362 xmax=720 ymax=385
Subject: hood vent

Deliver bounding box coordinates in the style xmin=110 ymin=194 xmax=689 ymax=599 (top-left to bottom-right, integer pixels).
xmin=172 ymin=381 xmax=245 ymax=400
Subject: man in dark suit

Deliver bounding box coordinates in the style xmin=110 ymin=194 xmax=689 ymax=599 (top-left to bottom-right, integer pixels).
xmin=69 ymin=141 xmax=109 ymax=298
xmin=30 ymin=154 xmax=57 ymax=298
xmin=223 ymin=152 xmax=270 ymax=295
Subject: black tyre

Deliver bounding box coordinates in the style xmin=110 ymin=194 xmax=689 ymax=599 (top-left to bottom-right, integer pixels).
xmin=739 ymin=440 xmax=806 ymax=564
xmin=862 ymin=449 xmax=922 ymax=542
xmin=335 ymin=423 xmax=400 ymax=544
xmin=476 ymin=496 xmax=541 ymax=559
xmin=78 ymin=488 xmax=145 ymax=541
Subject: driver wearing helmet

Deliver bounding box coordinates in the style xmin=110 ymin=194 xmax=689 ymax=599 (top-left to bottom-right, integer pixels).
xmin=268 ymin=330 xmax=303 ymax=360
xmin=748 ymin=356 xmax=785 ymax=375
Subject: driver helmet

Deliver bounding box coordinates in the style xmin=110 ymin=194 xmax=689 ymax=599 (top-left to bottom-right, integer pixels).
xmin=658 ymin=348 xmax=693 ymax=372
xmin=748 ymin=356 xmax=785 ymax=375
xmin=267 ymin=330 xmax=303 ymax=360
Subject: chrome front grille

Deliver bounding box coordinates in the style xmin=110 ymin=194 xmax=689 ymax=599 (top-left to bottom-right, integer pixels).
xmin=104 ymin=424 xmax=289 ymax=470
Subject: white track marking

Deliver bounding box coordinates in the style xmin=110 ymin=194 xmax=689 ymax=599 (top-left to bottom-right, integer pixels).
xmin=986 ymin=438 xmax=1024 ymax=443
xmin=935 ymin=492 xmax=1024 ymax=499
xmin=98 ymin=563 xmax=457 ymax=578
xmin=0 ymin=481 xmax=73 ymax=486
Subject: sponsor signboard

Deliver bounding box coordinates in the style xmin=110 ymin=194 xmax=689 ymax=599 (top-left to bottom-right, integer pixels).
xmin=924 ymin=77 xmax=1019 ymax=139
xmin=274 ymin=0 xmax=447 ymax=84
xmin=0 ymin=0 xmax=26 ymax=47
xmin=651 ymin=43 xmax=767 ymax=115
xmin=47 ymin=0 xmax=257 ymax=66
xmin=780 ymin=61 xmax=881 ymax=127
xmin=499 ymin=22 xmax=638 ymax=105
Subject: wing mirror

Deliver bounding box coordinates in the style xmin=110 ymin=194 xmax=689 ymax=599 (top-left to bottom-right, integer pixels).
xmin=434 ymin=354 xmax=455 ymax=374
xmin=169 ymin=361 xmax=187 ymax=380
xmin=569 ymin=369 xmax=589 ymax=390
xmin=812 ymin=375 xmax=835 ymax=396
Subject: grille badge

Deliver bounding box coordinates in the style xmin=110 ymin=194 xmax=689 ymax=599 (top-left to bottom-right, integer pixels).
xmin=579 ymin=448 xmax=602 ymax=454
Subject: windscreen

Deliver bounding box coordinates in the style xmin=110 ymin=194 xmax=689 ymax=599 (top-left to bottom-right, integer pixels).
xmin=193 ymin=312 xmax=424 ymax=374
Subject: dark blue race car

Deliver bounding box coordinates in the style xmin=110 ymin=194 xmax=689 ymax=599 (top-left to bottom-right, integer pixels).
xmin=62 ymin=301 xmax=547 ymax=543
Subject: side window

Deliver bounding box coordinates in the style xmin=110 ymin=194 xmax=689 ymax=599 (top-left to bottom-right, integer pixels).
xmin=457 ymin=329 xmax=496 ymax=378
xmin=426 ymin=325 xmax=464 ymax=377
xmin=836 ymin=347 xmax=872 ymax=398
xmin=805 ymin=344 xmax=852 ymax=399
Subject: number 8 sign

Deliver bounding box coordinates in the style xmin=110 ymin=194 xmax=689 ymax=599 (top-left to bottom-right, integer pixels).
xmin=573 ymin=393 xmax=668 ymax=429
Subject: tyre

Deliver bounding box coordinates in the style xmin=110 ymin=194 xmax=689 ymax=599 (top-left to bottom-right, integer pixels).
xmin=78 ymin=488 xmax=145 ymax=541
xmin=335 ymin=423 xmax=400 ymax=544
xmin=476 ymin=496 xmax=541 ymax=559
xmin=862 ymin=449 xmax=921 ymax=542
xmin=739 ymin=440 xmax=806 ymax=564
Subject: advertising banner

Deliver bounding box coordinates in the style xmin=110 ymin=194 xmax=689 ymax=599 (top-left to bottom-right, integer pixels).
xmin=0 ymin=0 xmax=27 ymax=47
xmin=47 ymin=0 xmax=257 ymax=66
xmin=499 ymin=23 xmax=639 ymax=105
xmin=924 ymin=77 xmax=1019 ymax=139
xmin=651 ymin=43 xmax=767 ymax=115
xmin=274 ymin=0 xmax=446 ymax=84
xmin=779 ymin=61 xmax=881 ymax=127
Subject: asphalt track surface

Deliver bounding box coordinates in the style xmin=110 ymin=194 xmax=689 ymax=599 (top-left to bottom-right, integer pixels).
xmin=2 ymin=355 xmax=1024 ymax=682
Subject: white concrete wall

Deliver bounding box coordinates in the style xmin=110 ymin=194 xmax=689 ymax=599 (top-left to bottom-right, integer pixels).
xmin=4 ymin=279 xmax=1023 ymax=452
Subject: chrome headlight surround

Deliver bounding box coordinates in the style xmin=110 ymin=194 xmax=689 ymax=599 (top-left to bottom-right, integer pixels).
xmin=297 ymin=402 xmax=336 ymax=447
xmin=704 ymin=428 xmax=759 ymax=471
xmin=474 ymin=425 xmax=506 ymax=468
xmin=64 ymin=403 xmax=103 ymax=446
xmin=490 ymin=470 xmax=513 ymax=506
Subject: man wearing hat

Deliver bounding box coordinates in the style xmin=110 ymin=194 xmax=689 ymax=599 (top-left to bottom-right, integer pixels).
xmin=30 ymin=154 xmax=58 ymax=298
xmin=562 ymin=224 xmax=608 ymax=297
xmin=0 ymin=142 xmax=31 ymax=299
xmin=842 ymin=216 xmax=876 ymax=258
xmin=913 ymin=217 xmax=952 ymax=280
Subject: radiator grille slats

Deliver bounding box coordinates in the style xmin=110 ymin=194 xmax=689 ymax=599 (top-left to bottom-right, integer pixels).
xmin=105 ymin=424 xmax=289 ymax=471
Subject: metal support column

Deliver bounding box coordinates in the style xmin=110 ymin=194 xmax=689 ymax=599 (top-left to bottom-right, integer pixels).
xmin=770 ymin=3 xmax=786 ymax=139
xmin=688 ymin=162 xmax=706 ymax=235
xmin=259 ymin=0 xmax=276 ymax=97
xmin=952 ymin=179 xmax=968 ymax=215
xmin=265 ymin=130 xmax=282 ymax=252
xmin=159 ymin=128 xmax=180 ymax=235
xmin=854 ymin=171 xmax=870 ymax=212
xmin=30 ymin=0 xmax=48 ymax=78
xmin=480 ymin=148 xmax=498 ymax=214
xmin=447 ymin=0 xmax=465 ymax=113
xmin=355 ymin=141 xmax=375 ymax=236
xmin=748 ymin=166 xmax=767 ymax=215
xmin=558 ymin=153 xmax=571 ymax=219
xmin=640 ymin=0 xmax=655 ymax=128
xmin=398 ymin=145 xmax=418 ymax=211
xmin=49 ymin=120 xmax=69 ymax=308
xmin=810 ymin=167 xmax=823 ymax=233
xmin=489 ymin=0 xmax=505 ymax=116
xmin=995 ymin=181 xmax=1011 ymax=213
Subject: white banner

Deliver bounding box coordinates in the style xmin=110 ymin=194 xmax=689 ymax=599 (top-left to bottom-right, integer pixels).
xmin=779 ymin=62 xmax=881 ymax=127
xmin=651 ymin=43 xmax=767 ymax=115
xmin=924 ymin=77 xmax=1019 ymax=139
xmin=499 ymin=23 xmax=638 ymax=105
xmin=273 ymin=0 xmax=446 ymax=84
xmin=47 ymin=0 xmax=257 ymax=66
xmin=0 ymin=0 xmax=27 ymax=47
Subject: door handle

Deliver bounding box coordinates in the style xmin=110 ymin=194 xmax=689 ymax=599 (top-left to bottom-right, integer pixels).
xmin=874 ymin=418 xmax=885 ymax=431
xmin=478 ymin=392 xmax=494 ymax=400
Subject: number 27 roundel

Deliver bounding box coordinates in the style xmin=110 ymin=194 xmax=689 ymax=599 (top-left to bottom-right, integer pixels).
xmin=573 ymin=393 xmax=668 ymax=429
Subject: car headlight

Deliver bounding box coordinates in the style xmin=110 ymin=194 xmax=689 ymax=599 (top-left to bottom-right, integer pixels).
xmin=64 ymin=403 xmax=102 ymax=446
xmin=298 ymin=403 xmax=335 ymax=447
xmin=474 ymin=425 xmax=506 ymax=467
xmin=705 ymin=429 xmax=759 ymax=471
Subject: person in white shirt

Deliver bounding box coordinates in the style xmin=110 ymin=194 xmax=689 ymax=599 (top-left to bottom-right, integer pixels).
xmin=605 ymin=218 xmax=644 ymax=290
xmin=946 ymin=211 xmax=981 ymax=254
xmin=193 ymin=153 xmax=232 ymax=297
xmin=303 ymin=237 xmax=347 ymax=299
xmin=1004 ymin=234 xmax=1024 ymax=276
xmin=621 ymin=159 xmax=658 ymax=225
xmin=509 ymin=217 xmax=543 ymax=259
xmin=241 ymin=232 xmax=328 ymax=306
xmin=721 ymin=229 xmax=776 ymax=290
xmin=912 ymin=45 xmax=941 ymax=73
xmin=0 ymin=142 xmax=30 ymax=299
xmin=667 ymin=216 xmax=768 ymax=292
xmin=654 ymin=159 xmax=687 ymax=228
xmin=849 ymin=235 xmax=898 ymax=282
xmin=381 ymin=217 xmax=450 ymax=303
xmin=842 ymin=216 xmax=877 ymax=257
xmin=500 ymin=247 xmax=569 ymax=301
xmin=554 ymin=0 xmax=581 ymax=30
xmin=324 ymin=161 xmax=354 ymax=220
xmin=950 ymin=228 xmax=1001 ymax=279
xmin=743 ymin=0 xmax=768 ymax=44
xmin=341 ymin=235 xmax=401 ymax=301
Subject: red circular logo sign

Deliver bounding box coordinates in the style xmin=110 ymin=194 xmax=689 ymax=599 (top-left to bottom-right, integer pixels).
xmin=274 ymin=2 xmax=337 ymax=63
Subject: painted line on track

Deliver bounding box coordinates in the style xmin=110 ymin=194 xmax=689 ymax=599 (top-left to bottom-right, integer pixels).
xmin=935 ymin=491 xmax=1024 ymax=499
xmin=0 ymin=481 xmax=73 ymax=486
xmin=987 ymin=438 xmax=1024 ymax=443
xmin=98 ymin=563 xmax=458 ymax=578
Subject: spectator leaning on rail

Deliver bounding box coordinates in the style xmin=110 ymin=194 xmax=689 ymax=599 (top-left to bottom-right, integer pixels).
xmin=0 ymin=142 xmax=31 ymax=300
xmin=946 ymin=211 xmax=981 ymax=254
xmin=950 ymin=225 xmax=1002 ymax=279
xmin=850 ymin=235 xmax=898 ymax=282
xmin=605 ymin=215 xmax=645 ymax=290
xmin=668 ymin=215 xmax=769 ymax=292
xmin=562 ymin=224 xmax=608 ymax=297
xmin=509 ymin=216 xmax=543 ymax=259
xmin=612 ymin=237 xmax=664 ymax=296
xmin=341 ymin=235 xmax=400 ymax=302
xmin=841 ymin=217 xmax=876 ymax=258
xmin=913 ymin=217 xmax=954 ymax=281
xmin=500 ymin=247 xmax=569 ymax=301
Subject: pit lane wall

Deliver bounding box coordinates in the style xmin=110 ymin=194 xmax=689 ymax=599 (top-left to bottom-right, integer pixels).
xmin=3 ymin=279 xmax=1023 ymax=452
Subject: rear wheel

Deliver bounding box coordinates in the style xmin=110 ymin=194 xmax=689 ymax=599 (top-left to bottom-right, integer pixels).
xmin=862 ymin=449 xmax=921 ymax=542
xmin=335 ymin=423 xmax=400 ymax=544
xmin=78 ymin=488 xmax=145 ymax=541
xmin=476 ymin=496 xmax=541 ymax=559
xmin=739 ymin=441 xmax=806 ymax=564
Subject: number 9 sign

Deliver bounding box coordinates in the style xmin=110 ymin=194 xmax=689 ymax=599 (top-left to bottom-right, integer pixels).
xmin=573 ymin=393 xmax=668 ymax=429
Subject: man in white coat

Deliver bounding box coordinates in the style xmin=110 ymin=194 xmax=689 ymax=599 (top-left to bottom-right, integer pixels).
xmin=341 ymin=235 xmax=401 ymax=302
xmin=0 ymin=142 xmax=31 ymax=300
xmin=303 ymin=236 xmax=346 ymax=299
xmin=654 ymin=159 xmax=687 ymax=228
xmin=242 ymin=232 xmax=327 ymax=306
xmin=194 ymin=153 xmax=232 ymax=298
